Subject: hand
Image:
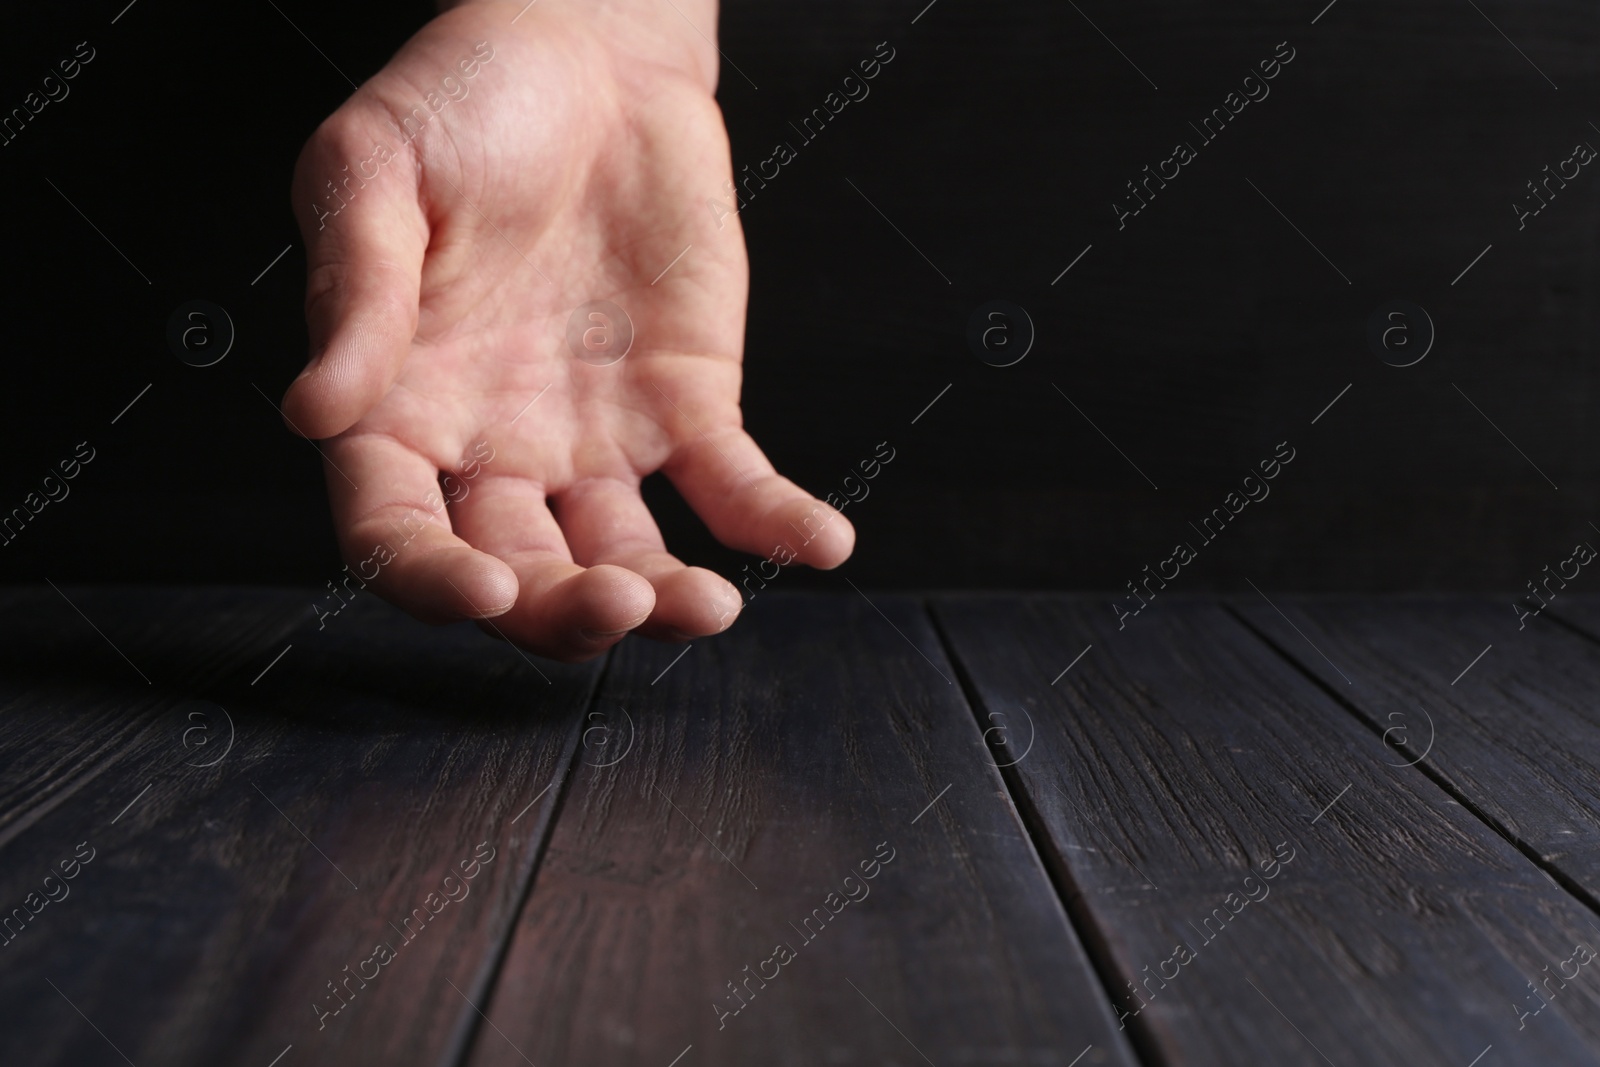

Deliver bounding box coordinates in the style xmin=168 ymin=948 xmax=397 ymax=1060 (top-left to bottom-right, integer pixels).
xmin=283 ymin=0 xmax=854 ymax=661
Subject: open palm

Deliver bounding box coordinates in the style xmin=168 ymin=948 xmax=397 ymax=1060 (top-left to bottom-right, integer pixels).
xmin=284 ymin=0 xmax=852 ymax=660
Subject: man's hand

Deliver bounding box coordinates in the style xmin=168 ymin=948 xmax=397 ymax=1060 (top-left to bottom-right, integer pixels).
xmin=283 ymin=0 xmax=853 ymax=660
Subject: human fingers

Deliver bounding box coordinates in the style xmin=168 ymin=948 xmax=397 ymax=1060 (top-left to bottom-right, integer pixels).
xmin=661 ymin=420 xmax=855 ymax=570
xmin=284 ymin=102 xmax=428 ymax=440
xmin=448 ymin=473 xmax=656 ymax=661
xmin=322 ymin=432 xmax=519 ymax=624
xmin=554 ymin=475 xmax=742 ymax=641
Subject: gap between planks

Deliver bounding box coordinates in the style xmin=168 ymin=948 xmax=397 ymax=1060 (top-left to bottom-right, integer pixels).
xmin=923 ymin=598 xmax=1175 ymax=1067
xmin=1221 ymin=599 xmax=1600 ymax=933
xmin=441 ymin=646 xmax=617 ymax=1067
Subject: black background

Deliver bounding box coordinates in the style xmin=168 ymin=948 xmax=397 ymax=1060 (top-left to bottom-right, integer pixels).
xmin=2 ymin=0 xmax=1597 ymax=593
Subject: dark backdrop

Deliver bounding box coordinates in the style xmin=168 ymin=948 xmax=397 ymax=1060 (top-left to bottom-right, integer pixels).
xmin=2 ymin=0 xmax=1597 ymax=592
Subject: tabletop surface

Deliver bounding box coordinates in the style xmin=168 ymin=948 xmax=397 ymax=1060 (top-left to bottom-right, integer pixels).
xmin=3 ymin=587 xmax=1600 ymax=1067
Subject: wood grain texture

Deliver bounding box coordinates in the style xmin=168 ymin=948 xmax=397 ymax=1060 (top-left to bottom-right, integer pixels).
xmin=0 ymin=589 xmax=598 ymax=1067
xmin=1234 ymin=594 xmax=1600 ymax=903
xmin=9 ymin=590 xmax=1600 ymax=1067
xmin=466 ymin=592 xmax=1137 ymax=1067
xmin=0 ymin=587 xmax=306 ymax=849
xmin=934 ymin=595 xmax=1600 ymax=1066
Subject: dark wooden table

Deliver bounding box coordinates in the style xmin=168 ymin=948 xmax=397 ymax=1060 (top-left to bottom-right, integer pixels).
xmin=4 ymin=588 xmax=1600 ymax=1066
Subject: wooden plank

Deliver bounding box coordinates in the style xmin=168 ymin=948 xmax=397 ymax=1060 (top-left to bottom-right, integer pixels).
xmin=0 ymin=587 xmax=306 ymax=848
xmin=934 ymin=595 xmax=1600 ymax=1066
xmin=1545 ymin=594 xmax=1600 ymax=657
xmin=1234 ymin=594 xmax=1600 ymax=901
xmin=466 ymin=593 xmax=1138 ymax=1067
xmin=0 ymin=590 xmax=598 ymax=1067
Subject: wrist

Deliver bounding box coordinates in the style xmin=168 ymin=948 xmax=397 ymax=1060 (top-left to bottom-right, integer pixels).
xmin=438 ymin=0 xmax=719 ymax=90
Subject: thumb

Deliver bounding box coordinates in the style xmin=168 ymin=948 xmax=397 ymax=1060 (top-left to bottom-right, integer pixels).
xmin=283 ymin=106 xmax=428 ymax=440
